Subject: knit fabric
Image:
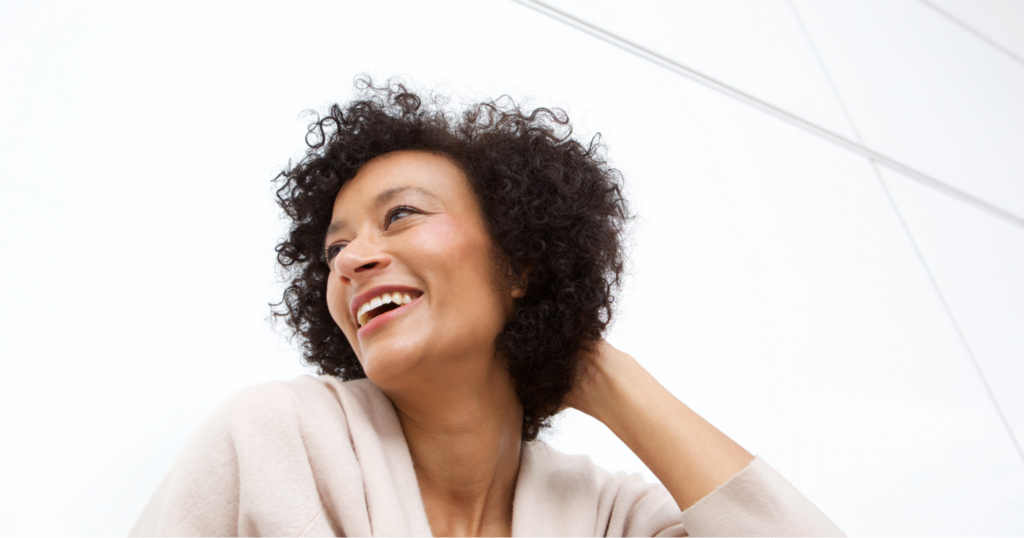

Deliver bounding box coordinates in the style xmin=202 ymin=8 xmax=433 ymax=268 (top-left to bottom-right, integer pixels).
xmin=130 ymin=375 xmax=843 ymax=537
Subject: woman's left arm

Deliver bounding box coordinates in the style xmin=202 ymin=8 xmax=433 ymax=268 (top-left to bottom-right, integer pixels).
xmin=565 ymin=340 xmax=846 ymax=537
xmin=563 ymin=339 xmax=754 ymax=511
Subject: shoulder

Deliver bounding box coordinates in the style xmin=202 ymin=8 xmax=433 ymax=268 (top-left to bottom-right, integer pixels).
xmin=521 ymin=441 xmax=669 ymax=502
xmin=209 ymin=374 xmax=379 ymax=432
xmin=217 ymin=373 xmax=363 ymax=409
xmin=515 ymin=441 xmax=684 ymax=536
xmin=131 ymin=376 xmax=385 ymax=536
xmin=520 ymin=441 xmax=616 ymax=489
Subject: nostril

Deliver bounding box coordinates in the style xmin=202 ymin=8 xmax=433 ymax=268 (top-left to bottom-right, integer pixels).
xmin=355 ymin=261 xmax=378 ymax=272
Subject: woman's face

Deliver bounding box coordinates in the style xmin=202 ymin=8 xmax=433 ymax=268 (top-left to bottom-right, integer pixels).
xmin=324 ymin=150 xmax=516 ymax=392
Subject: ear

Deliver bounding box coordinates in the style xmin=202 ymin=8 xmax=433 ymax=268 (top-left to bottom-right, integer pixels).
xmin=510 ymin=268 xmax=530 ymax=299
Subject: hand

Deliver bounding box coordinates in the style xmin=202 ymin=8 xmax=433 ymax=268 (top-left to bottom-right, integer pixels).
xmin=560 ymin=339 xmax=637 ymax=422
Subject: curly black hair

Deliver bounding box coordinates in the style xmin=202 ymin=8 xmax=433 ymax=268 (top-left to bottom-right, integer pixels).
xmin=273 ymin=78 xmax=630 ymax=441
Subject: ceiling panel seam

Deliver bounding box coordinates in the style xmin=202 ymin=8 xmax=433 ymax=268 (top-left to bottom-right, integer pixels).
xmin=917 ymin=0 xmax=1024 ymax=68
xmin=788 ymin=0 xmax=1024 ymax=465
xmin=873 ymin=163 xmax=1024 ymax=465
xmin=511 ymin=0 xmax=1024 ymax=231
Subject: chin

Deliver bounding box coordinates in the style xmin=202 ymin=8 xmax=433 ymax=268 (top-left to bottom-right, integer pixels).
xmin=357 ymin=339 xmax=427 ymax=390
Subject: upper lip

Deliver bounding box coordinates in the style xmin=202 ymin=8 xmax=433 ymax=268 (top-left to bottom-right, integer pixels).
xmin=349 ymin=284 xmax=424 ymax=324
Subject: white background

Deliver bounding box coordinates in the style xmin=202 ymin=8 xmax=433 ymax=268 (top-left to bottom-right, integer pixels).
xmin=1 ymin=0 xmax=1022 ymax=535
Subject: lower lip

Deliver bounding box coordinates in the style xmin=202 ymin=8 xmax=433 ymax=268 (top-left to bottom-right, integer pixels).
xmin=356 ymin=295 xmax=422 ymax=339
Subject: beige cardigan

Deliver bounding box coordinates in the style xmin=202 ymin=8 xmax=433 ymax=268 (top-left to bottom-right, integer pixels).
xmin=130 ymin=375 xmax=843 ymax=536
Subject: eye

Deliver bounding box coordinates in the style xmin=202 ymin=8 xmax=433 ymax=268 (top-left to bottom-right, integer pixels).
xmin=385 ymin=206 xmax=419 ymax=229
xmin=323 ymin=242 xmax=347 ymax=266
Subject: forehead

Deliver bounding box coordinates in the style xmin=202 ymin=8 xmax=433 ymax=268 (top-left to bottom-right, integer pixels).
xmin=333 ymin=150 xmax=472 ymax=210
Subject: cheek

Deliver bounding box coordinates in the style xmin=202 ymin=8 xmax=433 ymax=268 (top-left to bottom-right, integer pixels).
xmin=413 ymin=217 xmax=507 ymax=323
xmin=417 ymin=216 xmax=493 ymax=276
xmin=326 ymin=277 xmax=358 ymax=348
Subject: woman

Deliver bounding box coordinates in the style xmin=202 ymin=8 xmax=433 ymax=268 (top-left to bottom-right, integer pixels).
xmin=131 ymin=79 xmax=843 ymax=537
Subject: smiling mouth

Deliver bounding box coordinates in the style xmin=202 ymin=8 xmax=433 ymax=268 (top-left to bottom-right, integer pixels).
xmin=356 ymin=291 xmax=422 ymax=327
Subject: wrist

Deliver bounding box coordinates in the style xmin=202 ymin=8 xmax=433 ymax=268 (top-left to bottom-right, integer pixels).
xmin=569 ymin=341 xmax=647 ymax=425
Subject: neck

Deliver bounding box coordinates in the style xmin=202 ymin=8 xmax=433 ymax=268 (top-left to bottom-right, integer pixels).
xmin=387 ymin=357 xmax=523 ymax=537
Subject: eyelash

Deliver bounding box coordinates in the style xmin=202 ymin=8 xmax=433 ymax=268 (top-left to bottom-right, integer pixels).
xmin=323 ymin=205 xmax=420 ymax=266
xmin=385 ymin=205 xmax=418 ymax=228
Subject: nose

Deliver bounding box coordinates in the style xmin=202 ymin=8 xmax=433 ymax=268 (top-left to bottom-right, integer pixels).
xmin=332 ymin=238 xmax=391 ymax=286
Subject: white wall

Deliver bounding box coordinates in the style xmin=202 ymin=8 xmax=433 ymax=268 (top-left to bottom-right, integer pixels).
xmin=1 ymin=1 xmax=1021 ymax=535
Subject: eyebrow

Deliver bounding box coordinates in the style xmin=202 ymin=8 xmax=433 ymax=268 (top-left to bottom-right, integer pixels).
xmin=324 ymin=186 xmax=440 ymax=239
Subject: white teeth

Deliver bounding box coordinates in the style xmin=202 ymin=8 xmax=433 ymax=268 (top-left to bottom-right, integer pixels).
xmin=356 ymin=291 xmax=418 ymax=327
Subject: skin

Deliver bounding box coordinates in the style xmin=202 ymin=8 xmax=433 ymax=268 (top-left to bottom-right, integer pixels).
xmin=324 ymin=150 xmax=753 ymax=537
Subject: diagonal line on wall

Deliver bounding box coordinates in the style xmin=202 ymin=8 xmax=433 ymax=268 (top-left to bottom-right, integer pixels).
xmin=918 ymin=0 xmax=1024 ymax=68
xmin=510 ymin=0 xmax=1024 ymax=232
xmin=788 ymin=0 xmax=1024 ymax=466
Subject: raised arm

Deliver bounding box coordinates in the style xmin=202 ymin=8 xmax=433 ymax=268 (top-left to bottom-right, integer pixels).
xmin=563 ymin=339 xmax=754 ymax=511
xmin=563 ymin=340 xmax=844 ymax=537
xmin=565 ymin=340 xmax=843 ymax=536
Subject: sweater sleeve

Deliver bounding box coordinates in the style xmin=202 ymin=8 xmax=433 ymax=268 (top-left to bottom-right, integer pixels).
xmin=676 ymin=456 xmax=844 ymax=537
